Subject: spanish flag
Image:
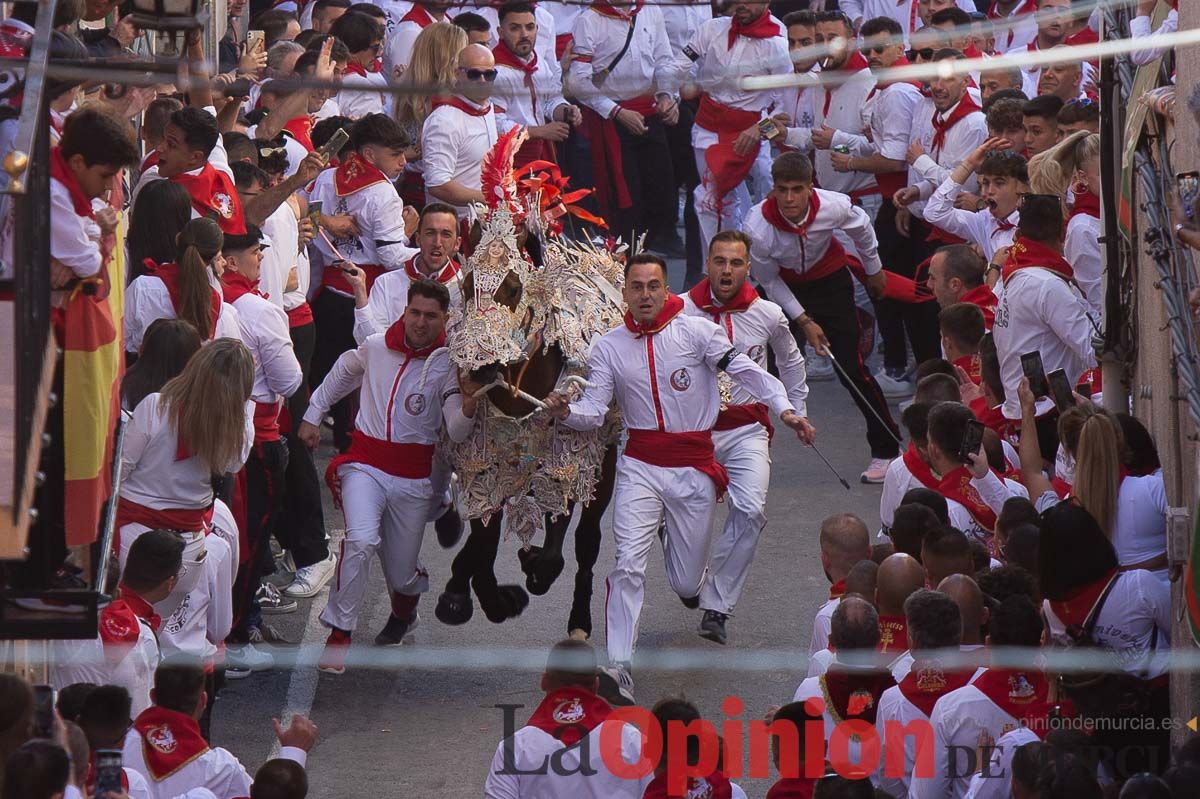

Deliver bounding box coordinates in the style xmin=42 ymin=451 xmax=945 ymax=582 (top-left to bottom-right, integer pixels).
xmin=61 ymin=203 xmax=125 ymax=547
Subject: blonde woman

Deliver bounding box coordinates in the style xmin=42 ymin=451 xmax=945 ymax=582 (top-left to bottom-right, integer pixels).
xmin=393 ymin=22 xmax=468 ymax=208
xmin=115 ymin=339 xmax=256 ymax=663
xmin=1028 ymin=130 xmax=1103 ymax=315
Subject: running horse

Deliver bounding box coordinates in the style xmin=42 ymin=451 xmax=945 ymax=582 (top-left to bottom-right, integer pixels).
xmin=435 ymin=133 xmax=624 ymax=638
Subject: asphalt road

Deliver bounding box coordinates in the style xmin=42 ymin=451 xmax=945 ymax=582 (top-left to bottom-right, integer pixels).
xmin=212 ymin=254 xmax=895 ymax=799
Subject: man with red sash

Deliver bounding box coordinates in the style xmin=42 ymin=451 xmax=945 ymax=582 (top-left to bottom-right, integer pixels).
xmin=924 ymin=139 xmax=1026 ymax=263
xmin=991 ymin=195 xmax=1096 ymax=433
xmin=809 ymin=513 xmax=871 ymax=656
xmin=987 ymin=0 xmax=1037 ymax=52
xmin=77 ymin=685 xmax=154 ymax=799
xmin=331 ymin=12 xmax=388 ymax=119
xmin=491 ymin=2 xmax=580 ymax=169
xmin=681 ymin=230 xmax=814 ymax=646
xmin=422 ymin=44 xmax=501 ymax=217
xmin=745 ymin=152 xmax=901 ymax=483
xmin=683 ymin=0 xmax=789 ymax=253
xmin=876 ymin=589 xmax=982 ymax=799
xmin=221 ymin=228 xmax=303 ymax=666
xmin=914 ymin=595 xmax=1053 ymax=799
xmin=1006 ymin=0 xmax=1073 ymax=97
xmin=938 ymin=303 xmax=986 ymax=385
xmin=150 ymin=106 xmax=246 ymax=235
xmin=926 ymin=244 xmax=997 ymax=329
xmin=564 ymin=0 xmax=680 ymax=249
xmin=1065 ymin=184 xmax=1103 ymax=318
xmin=124 ymin=659 xmax=315 ymax=799
xmin=384 ymin=0 xmax=454 ymax=78
xmin=484 ymin=639 xmax=652 ymax=798
xmin=544 ymin=255 xmax=804 ymax=699
xmin=792 ymin=598 xmax=896 ymax=782
xmin=298 ymin=280 xmax=475 ymax=674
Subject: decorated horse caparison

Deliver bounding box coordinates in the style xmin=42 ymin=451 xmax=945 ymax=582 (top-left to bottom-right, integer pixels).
xmin=434 ymin=130 xmax=624 ymax=639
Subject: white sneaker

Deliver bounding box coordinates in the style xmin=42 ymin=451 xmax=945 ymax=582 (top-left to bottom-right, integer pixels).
xmin=598 ymin=662 xmax=635 ymax=706
xmin=861 ymin=457 xmax=892 ymax=484
xmin=282 ymin=552 xmax=338 ymax=598
xmin=806 ymin=350 xmax=835 ymax=382
xmin=225 ymin=643 xmax=275 ymax=672
xmin=873 ymin=370 xmax=914 ymax=399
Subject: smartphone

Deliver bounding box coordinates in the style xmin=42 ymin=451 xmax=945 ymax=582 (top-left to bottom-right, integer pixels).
xmin=247 ymin=29 xmax=266 ymax=53
xmin=1178 ymin=171 xmax=1199 ymax=219
xmin=1076 ymin=381 xmax=1094 ymax=400
xmin=959 ymin=419 xmax=985 ymax=464
xmin=93 ymin=749 xmax=123 ymax=799
xmin=317 ymin=128 xmax=350 ymax=161
xmin=1047 ymin=368 xmax=1075 ymax=412
xmin=757 ymin=118 xmax=781 ymax=141
xmin=1020 ymin=351 xmax=1049 ymax=398
xmin=33 ymin=685 xmax=54 ymax=738
xmin=223 ymin=77 xmax=254 ymax=98
xmin=307 ymin=200 xmax=323 ymax=230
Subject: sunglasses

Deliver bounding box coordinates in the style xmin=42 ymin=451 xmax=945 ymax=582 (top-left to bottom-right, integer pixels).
xmin=864 ymin=43 xmax=890 ymax=55
xmin=460 ymin=67 xmax=498 ymax=82
xmin=907 ymin=48 xmax=935 ymax=61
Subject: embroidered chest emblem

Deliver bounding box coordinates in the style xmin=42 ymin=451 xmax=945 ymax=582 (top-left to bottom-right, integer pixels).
xmin=916 ymin=667 xmax=947 ymax=692
xmin=746 ymin=344 xmax=765 ymax=361
xmin=1008 ymin=674 xmax=1036 ymax=703
xmin=552 ymin=698 xmax=585 ymax=725
xmin=146 ymin=724 xmax=178 ymax=754
xmin=212 ymin=192 xmax=234 ymax=219
xmin=670 ymin=367 xmax=691 ymax=391
xmin=847 ymin=689 xmax=875 ymax=716
xmin=404 ymin=393 xmax=426 ymax=415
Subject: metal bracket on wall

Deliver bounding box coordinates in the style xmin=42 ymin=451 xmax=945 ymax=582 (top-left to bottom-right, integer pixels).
xmin=1167 ymin=506 xmax=1192 ymax=581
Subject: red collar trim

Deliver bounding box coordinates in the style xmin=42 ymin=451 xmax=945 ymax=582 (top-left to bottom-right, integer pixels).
xmin=901 ymin=443 xmax=998 ymax=531
xmin=687 ymin=278 xmax=758 ymax=316
xmin=762 ymin=192 xmax=820 ymax=237
xmin=1001 ymin=235 xmax=1075 ymax=284
xmin=132 ymin=707 xmax=210 ymax=781
xmin=828 ymin=578 xmax=846 ymax=600
xmin=383 ymin=319 xmax=446 ymax=357
xmin=592 ymin=0 xmax=642 ymax=20
xmin=624 ymin=293 xmax=684 ymax=336
xmin=405 ymin=256 xmax=461 ymax=284
xmin=1048 ymin=568 xmax=1118 ymax=627
xmin=335 ymin=151 xmax=390 ymax=196
xmin=400 ymin=4 xmax=437 ymax=27
xmin=971 ymin=667 xmax=1053 ymax=732
xmin=493 ymin=39 xmax=538 ymax=75
xmin=820 ymin=667 xmax=896 ymax=725
xmin=877 ymin=615 xmax=909 ymax=654
xmin=220 ymin=270 xmax=264 ymax=304
xmin=50 ymin=146 xmax=94 ymax=218
xmin=431 ymin=96 xmax=493 ymax=117
xmin=727 ymin=11 xmax=781 ymax=49
xmin=525 ymin=687 xmax=612 ymax=746
xmin=1069 ymin=187 xmax=1101 ymax=221
xmin=897 ymin=659 xmax=976 ymax=716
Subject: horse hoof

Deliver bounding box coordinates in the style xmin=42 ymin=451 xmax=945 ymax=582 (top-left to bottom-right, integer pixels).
xmin=435 ymin=591 xmax=473 ymax=625
xmin=568 ymin=628 xmax=589 ymax=642
xmin=475 ymin=579 xmax=529 ymax=623
xmin=520 ymin=549 xmax=565 ymax=596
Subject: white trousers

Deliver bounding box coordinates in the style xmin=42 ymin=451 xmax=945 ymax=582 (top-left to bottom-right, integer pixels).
xmin=605 ymin=455 xmax=716 ymax=664
xmin=693 ymin=145 xmax=752 ymax=262
xmin=320 ymin=463 xmax=433 ymax=633
xmin=700 ymin=423 xmax=771 ymax=615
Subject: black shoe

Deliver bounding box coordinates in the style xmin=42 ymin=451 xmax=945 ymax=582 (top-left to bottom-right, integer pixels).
xmin=435 ymin=506 xmax=463 ymax=549
xmin=679 ymin=594 xmax=700 ymax=610
xmin=375 ymin=611 xmax=420 ymax=646
xmin=435 ymin=591 xmax=473 ymax=625
xmin=698 ymin=610 xmax=728 ymax=645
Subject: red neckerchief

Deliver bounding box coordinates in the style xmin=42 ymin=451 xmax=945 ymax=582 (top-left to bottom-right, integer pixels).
xmin=145 ymin=261 xmax=222 ymax=339
xmin=897 ymin=659 xmax=976 ymax=716
xmin=930 ymin=93 xmax=981 ymax=156
xmin=132 ymin=706 xmax=211 ymax=781
xmin=728 ymin=10 xmax=780 ymax=50
xmin=1000 ymin=235 xmax=1074 ymax=284
xmin=335 ymin=151 xmax=391 ymax=196
xmin=282 ymin=116 xmax=314 ymax=152
xmin=687 ymin=278 xmax=758 ymax=316
xmin=405 ymin=256 xmax=461 ymax=285
xmin=954 ymin=353 xmax=982 ymax=385
xmin=171 ymin=163 xmax=247 ymax=235
xmin=901 ymin=442 xmax=998 ymax=531
xmin=962 ymin=42 xmax=984 ymax=59
xmin=971 ymin=667 xmax=1054 ymax=731
xmin=141 ymin=149 xmax=161 ymax=173
xmin=431 ymin=96 xmax=493 ymax=117
xmin=1069 ymin=187 xmax=1101 ymax=222
xmin=829 ymin=578 xmax=846 ymax=600
xmin=877 ymin=615 xmax=909 ymax=654
xmin=344 ymin=59 xmax=382 ymax=77
xmin=820 ymin=666 xmax=896 ymax=725
xmin=762 ymin=192 xmax=820 ymax=237
xmin=50 ymin=146 xmax=94 ymax=219
xmin=644 ymin=770 xmax=733 ymax=799
xmin=868 ymin=56 xmax=923 ymax=96
xmin=400 ymin=3 xmax=436 ymax=27
xmin=118 ymin=584 xmax=162 ymax=632
xmin=493 ymin=39 xmax=540 ymax=116
xmin=1049 ymin=568 xmax=1118 ymax=627
xmin=592 ymin=0 xmax=641 ymax=21
xmin=220 ymin=270 xmax=264 ymax=304
xmin=822 ymin=51 xmax=870 ymax=117
xmin=383 ymin=320 xmax=446 ymax=357
xmin=524 ymin=687 xmax=612 ymax=747
xmin=959 ymin=284 xmax=997 ymax=328
xmin=767 ymin=777 xmax=818 ymax=799
xmin=624 ymin=293 xmax=684 ymax=336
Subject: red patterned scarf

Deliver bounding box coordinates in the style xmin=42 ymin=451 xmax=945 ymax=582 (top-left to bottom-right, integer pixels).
xmin=525 ymin=687 xmax=612 ymax=746
xmin=132 ymin=706 xmax=210 ymax=781
xmin=902 ymin=443 xmax=997 ymax=532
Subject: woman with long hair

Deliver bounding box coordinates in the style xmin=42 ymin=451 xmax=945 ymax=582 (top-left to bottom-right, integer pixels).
xmin=121 ymin=317 xmax=203 ymax=411
xmin=124 ymin=218 xmax=241 ymax=355
xmin=392 ymin=22 xmax=467 ymax=208
xmin=126 ymin=179 xmax=192 ymax=284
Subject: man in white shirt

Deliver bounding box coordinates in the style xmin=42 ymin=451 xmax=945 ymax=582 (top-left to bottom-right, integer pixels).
xmin=776 ymin=11 xmax=819 ymax=146
xmin=978 ymin=66 xmax=1025 ymax=106
xmin=1006 ymin=0 xmax=1074 ymax=97
xmin=923 ymin=139 xmax=1026 ymax=261
xmin=78 ymin=686 xmax=154 ymax=799
xmin=544 ymin=254 xmax=807 ymax=699
xmin=422 ymin=44 xmax=501 ymax=216
xmin=808 ymin=513 xmax=871 ymax=656
xmin=384 ymin=0 xmax=454 ymax=77
xmin=987 ymin=0 xmax=1037 ymax=53
xmin=331 ymin=12 xmax=387 ymax=119
xmin=681 ymin=230 xmax=814 ymax=645
xmin=565 ymin=0 xmax=681 ymax=251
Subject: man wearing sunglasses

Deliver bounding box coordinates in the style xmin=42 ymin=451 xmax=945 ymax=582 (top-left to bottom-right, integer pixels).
xmin=422 ymin=44 xmax=501 ymax=215
xmin=331 ymin=11 xmax=388 ymax=119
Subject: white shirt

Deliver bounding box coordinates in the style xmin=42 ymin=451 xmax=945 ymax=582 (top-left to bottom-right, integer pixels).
xmin=477 ymin=5 xmax=562 ymax=85
xmin=1064 ymin=211 xmax=1103 ymax=317
xmin=809 ymin=595 xmax=839 ymax=656
xmin=680 ymin=289 xmax=808 ymax=416
xmin=228 ymin=290 xmax=303 ymax=404
xmin=352 ymin=258 xmax=464 ymax=344
xmin=156 ymin=530 xmax=232 ymax=662
xmin=420 ymin=97 xmax=500 ymax=217
xmin=923 ymin=178 xmax=1019 ymax=260
xmin=376 ymin=0 xmax=415 ymax=39
xmin=992 ymin=266 xmax=1096 ymax=419
xmin=1043 ymin=569 xmax=1170 ymax=680
xmin=258 ymin=201 xmax=299 ymax=309
xmin=563 ymin=310 xmax=795 ymax=433
xmin=303 ymin=334 xmax=473 ymax=447
xmin=484 ymin=717 xmax=653 ymax=799
xmin=963 ymin=726 xmax=1039 ymax=799
xmin=744 ymin=190 xmax=884 ymax=321
xmin=686 ymin=15 xmax=790 ymax=125
xmin=384 ymin=7 xmax=452 ymax=78
xmin=131 ymin=107 xmax=232 ymax=209
xmin=866 ymin=80 xmax=924 ymax=165
xmin=50 ymin=612 xmax=158 ymax=717
xmin=660 ymin=1 xmax=710 ymax=64
xmin=841 ymin=0 xmax=976 ymax=36
xmin=879 ymin=457 xmax=1027 ymax=544
xmin=335 ymin=67 xmax=388 ymax=120
xmin=123 ymin=274 xmax=242 ymax=353
xmin=307 ymin=164 xmax=417 ymax=276
xmin=50 ymin=181 xmax=104 ymax=279
xmin=1008 ymin=40 xmax=1097 ymax=99
xmin=783 ymin=60 xmax=877 ymax=195
xmin=907 ymin=95 xmax=988 ymax=209
xmin=989 ymin=1 xmax=1038 ymax=53
xmin=565 ymin=5 xmax=679 ymax=119
xmin=777 ymin=77 xmax=817 ymax=141
xmin=791 ymin=668 xmax=889 ymax=781
xmin=122 ymin=728 xmax=306 ymax=799
xmin=1129 ymin=9 xmax=1177 ymax=66
xmin=492 ymin=47 xmax=569 ymax=129
xmin=282 ymin=196 xmax=310 ymax=313
xmin=1111 ymin=473 xmax=1168 ymax=570
xmin=245 ymin=122 xmax=309 ymax=179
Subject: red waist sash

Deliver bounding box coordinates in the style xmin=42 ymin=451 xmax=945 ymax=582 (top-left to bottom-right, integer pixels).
xmin=695 ymin=95 xmax=762 ymax=212
xmin=779 ymin=238 xmax=857 ymax=285
xmin=115 ymin=497 xmax=213 ymax=552
xmin=325 ymin=432 xmax=436 ymax=507
xmin=322 ymin=263 xmax=386 ymax=296
xmin=253 ymin=400 xmax=283 ymax=443
xmin=286 ymin=302 xmax=313 ymax=328
xmin=579 ymin=95 xmax=657 ymax=215
xmin=623 ymin=429 xmax=728 ymax=496
xmin=714 ymin=402 xmax=774 ymax=442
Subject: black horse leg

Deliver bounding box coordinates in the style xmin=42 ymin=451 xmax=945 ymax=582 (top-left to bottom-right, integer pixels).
xmin=467 ymin=513 xmax=530 ymax=623
xmin=518 ymin=507 xmax=571 ymax=596
xmin=436 ymin=517 xmax=497 ymax=625
xmin=568 ymin=444 xmax=617 ymax=639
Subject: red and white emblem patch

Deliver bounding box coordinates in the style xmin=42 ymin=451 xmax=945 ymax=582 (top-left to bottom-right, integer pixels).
xmin=101 ymin=613 xmax=132 ymax=641
xmin=212 ymin=192 xmax=234 ymax=219
xmin=146 ymin=724 xmax=178 ymax=754
xmin=552 ymin=698 xmax=585 ymax=725
xmin=404 ymin=393 xmax=426 ymax=415
xmin=747 ymin=344 xmax=765 ymax=361
xmin=669 ymin=368 xmax=691 ymax=391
